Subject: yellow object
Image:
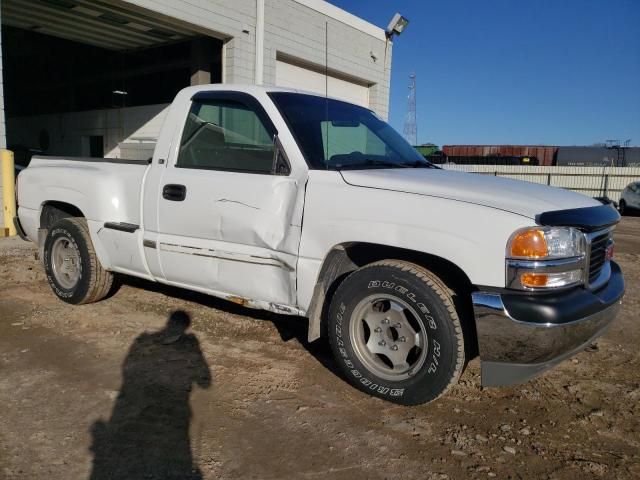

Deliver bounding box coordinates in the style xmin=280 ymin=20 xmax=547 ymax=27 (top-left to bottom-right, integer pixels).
xmin=510 ymin=228 xmax=547 ymax=258
xmin=1 ymin=149 xmax=16 ymax=237
xmin=521 ymin=273 xmax=549 ymax=288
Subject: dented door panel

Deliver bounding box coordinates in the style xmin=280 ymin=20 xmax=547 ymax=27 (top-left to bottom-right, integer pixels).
xmin=156 ymin=168 xmax=303 ymax=305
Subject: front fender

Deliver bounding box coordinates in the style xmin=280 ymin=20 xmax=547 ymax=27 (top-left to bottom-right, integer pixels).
xmin=298 ymin=171 xmax=534 ymax=313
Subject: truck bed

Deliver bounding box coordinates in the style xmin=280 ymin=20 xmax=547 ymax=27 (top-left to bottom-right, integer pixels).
xmin=17 ymin=155 xmax=150 ymax=242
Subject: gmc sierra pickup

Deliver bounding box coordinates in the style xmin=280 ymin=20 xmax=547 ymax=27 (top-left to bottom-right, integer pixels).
xmin=14 ymin=85 xmax=624 ymax=405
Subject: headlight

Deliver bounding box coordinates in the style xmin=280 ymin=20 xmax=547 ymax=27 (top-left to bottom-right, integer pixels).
xmin=508 ymin=227 xmax=586 ymax=259
xmin=506 ymin=227 xmax=586 ymax=290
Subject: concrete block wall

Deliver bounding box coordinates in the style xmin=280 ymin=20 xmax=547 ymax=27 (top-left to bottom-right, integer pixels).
xmin=0 ymin=6 xmax=5 ymax=228
xmin=263 ymin=0 xmax=391 ymax=118
xmin=126 ymin=0 xmax=391 ymax=116
xmin=125 ymin=0 xmax=257 ymax=84
xmin=0 ymin=7 xmax=5 ymax=151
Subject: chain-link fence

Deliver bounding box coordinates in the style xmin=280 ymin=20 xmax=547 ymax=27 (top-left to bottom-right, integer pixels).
xmin=440 ymin=165 xmax=640 ymax=203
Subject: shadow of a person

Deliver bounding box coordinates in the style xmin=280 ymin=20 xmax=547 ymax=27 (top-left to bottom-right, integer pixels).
xmin=89 ymin=310 xmax=212 ymax=480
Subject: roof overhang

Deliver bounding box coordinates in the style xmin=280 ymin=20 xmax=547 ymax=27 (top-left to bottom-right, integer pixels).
xmin=1 ymin=0 xmax=197 ymax=50
xmin=292 ymin=0 xmax=387 ymax=41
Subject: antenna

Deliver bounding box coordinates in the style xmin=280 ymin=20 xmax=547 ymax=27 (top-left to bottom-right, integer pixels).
xmin=403 ymin=73 xmax=417 ymax=146
xmin=325 ymin=21 xmax=329 ymax=99
xmin=323 ymin=21 xmax=330 ymax=169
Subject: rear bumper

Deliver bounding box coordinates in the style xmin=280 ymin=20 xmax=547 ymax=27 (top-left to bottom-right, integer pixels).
xmin=473 ymin=261 xmax=624 ymax=387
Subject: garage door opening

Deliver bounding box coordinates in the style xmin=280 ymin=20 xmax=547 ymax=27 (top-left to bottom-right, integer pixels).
xmin=2 ymin=0 xmax=224 ymax=160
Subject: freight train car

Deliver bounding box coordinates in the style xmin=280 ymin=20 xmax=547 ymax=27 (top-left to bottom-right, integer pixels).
xmin=441 ymin=145 xmax=557 ymax=166
xmin=556 ymin=147 xmax=640 ymax=167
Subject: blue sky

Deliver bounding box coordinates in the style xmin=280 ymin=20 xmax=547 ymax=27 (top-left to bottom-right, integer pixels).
xmin=328 ymin=0 xmax=640 ymax=147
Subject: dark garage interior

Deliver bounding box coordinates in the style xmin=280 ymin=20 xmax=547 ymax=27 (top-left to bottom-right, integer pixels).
xmin=3 ymin=26 xmax=222 ymax=117
xmin=1 ymin=0 xmax=223 ymax=159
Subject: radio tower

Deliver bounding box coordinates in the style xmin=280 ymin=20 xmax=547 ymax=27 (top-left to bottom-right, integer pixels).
xmin=403 ymin=73 xmax=417 ymax=146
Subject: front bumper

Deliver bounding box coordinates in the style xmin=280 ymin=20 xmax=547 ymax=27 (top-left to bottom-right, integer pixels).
xmin=473 ymin=260 xmax=624 ymax=387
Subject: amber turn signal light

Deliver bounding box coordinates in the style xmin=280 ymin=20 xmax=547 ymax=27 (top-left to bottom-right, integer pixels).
xmin=510 ymin=229 xmax=548 ymax=258
xmin=521 ymin=273 xmax=548 ymax=288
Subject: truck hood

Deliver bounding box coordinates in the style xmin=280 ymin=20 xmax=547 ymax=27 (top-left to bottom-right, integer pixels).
xmin=340 ymin=168 xmax=600 ymax=219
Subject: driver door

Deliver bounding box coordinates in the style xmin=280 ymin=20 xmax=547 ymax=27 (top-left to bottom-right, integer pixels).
xmin=155 ymin=92 xmax=304 ymax=307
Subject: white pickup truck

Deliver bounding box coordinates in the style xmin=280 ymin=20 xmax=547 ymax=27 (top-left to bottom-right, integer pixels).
xmin=15 ymin=85 xmax=624 ymax=405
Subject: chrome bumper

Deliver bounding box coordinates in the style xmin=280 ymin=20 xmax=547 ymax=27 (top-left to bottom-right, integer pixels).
xmin=473 ymin=261 xmax=624 ymax=387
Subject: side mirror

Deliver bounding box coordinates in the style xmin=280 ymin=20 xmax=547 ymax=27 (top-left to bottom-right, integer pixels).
xmin=272 ymin=135 xmax=291 ymax=176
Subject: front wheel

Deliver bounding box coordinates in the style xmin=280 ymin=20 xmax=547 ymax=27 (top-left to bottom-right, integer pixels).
xmin=43 ymin=217 xmax=114 ymax=305
xmin=327 ymin=260 xmax=465 ymax=405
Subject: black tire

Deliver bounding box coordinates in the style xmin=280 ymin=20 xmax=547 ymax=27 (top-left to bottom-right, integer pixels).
xmin=327 ymin=260 xmax=465 ymax=405
xmin=619 ymin=200 xmax=626 ymax=216
xmin=43 ymin=217 xmax=114 ymax=305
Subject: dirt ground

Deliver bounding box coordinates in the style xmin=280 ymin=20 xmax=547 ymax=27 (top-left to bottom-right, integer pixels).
xmin=0 ymin=218 xmax=639 ymax=480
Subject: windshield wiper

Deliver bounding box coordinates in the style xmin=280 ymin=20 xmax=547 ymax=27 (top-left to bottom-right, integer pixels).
xmin=399 ymin=160 xmax=439 ymax=169
xmin=333 ymin=159 xmax=440 ymax=171
xmin=334 ymin=159 xmax=411 ymax=170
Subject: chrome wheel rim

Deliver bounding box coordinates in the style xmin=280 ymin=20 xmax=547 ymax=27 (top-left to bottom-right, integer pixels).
xmin=51 ymin=237 xmax=81 ymax=289
xmin=349 ymin=294 xmax=428 ymax=382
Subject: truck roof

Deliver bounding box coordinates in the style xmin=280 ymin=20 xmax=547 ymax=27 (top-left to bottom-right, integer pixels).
xmin=178 ymin=83 xmax=360 ymax=107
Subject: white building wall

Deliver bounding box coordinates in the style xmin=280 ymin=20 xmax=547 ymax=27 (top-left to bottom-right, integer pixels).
xmin=5 ymin=0 xmax=391 ymax=156
xmin=0 ymin=6 xmax=5 ymax=229
xmin=5 ymin=0 xmax=392 ymax=159
xmin=123 ymin=0 xmax=391 ymax=116
xmin=263 ymin=0 xmax=391 ymax=118
xmin=123 ymin=0 xmax=258 ymax=84
xmin=0 ymin=0 xmax=392 ymax=226
xmin=0 ymin=8 xmax=5 ymax=151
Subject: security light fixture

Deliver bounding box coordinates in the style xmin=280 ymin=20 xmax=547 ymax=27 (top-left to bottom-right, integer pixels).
xmin=112 ymin=90 xmax=128 ymax=95
xmin=386 ymin=13 xmax=409 ymax=39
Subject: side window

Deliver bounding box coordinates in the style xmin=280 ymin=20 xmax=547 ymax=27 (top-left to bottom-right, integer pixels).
xmin=176 ymin=99 xmax=275 ymax=173
xmin=630 ymin=183 xmax=639 ymax=193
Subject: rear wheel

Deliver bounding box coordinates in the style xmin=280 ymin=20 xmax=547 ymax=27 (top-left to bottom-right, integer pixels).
xmin=327 ymin=260 xmax=465 ymax=405
xmin=43 ymin=217 xmax=114 ymax=304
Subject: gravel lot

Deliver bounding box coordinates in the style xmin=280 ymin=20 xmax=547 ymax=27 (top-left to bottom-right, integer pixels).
xmin=1 ymin=217 xmax=638 ymax=479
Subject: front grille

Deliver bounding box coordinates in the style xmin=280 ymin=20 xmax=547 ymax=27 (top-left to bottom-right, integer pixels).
xmin=588 ymin=232 xmax=610 ymax=284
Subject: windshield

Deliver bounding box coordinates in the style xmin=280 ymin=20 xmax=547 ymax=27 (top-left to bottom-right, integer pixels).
xmin=269 ymin=92 xmax=431 ymax=170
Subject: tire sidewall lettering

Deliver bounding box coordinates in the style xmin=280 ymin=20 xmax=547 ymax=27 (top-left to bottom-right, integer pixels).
xmin=333 ymin=275 xmax=454 ymax=401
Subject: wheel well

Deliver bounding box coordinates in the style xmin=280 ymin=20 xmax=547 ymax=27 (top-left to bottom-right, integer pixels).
xmin=344 ymin=243 xmax=473 ymax=292
xmin=308 ymin=242 xmax=478 ymax=357
xmin=40 ymin=201 xmax=85 ymax=229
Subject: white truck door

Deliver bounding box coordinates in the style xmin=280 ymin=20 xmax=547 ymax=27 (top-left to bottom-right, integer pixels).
xmin=155 ymin=92 xmax=303 ymax=307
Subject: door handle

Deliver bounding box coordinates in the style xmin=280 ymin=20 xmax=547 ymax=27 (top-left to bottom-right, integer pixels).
xmin=162 ymin=184 xmax=187 ymax=201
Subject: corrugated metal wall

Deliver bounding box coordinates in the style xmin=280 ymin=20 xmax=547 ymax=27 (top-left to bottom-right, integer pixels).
xmin=441 ymin=164 xmax=640 ymax=202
